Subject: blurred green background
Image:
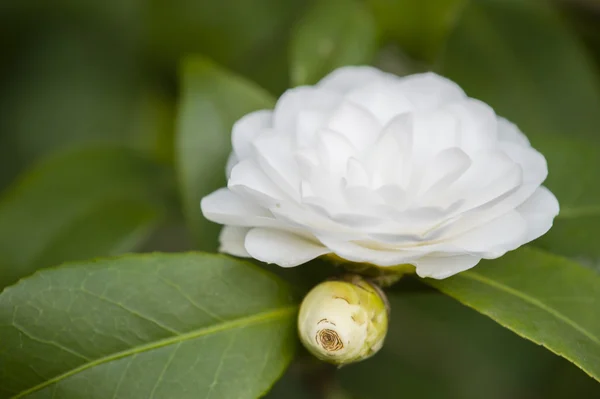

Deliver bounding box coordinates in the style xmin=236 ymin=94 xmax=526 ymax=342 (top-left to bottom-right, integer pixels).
xmin=1 ymin=0 xmax=600 ymax=397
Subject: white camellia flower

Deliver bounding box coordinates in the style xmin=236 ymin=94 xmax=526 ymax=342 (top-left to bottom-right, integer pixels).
xmin=201 ymin=66 xmax=559 ymax=279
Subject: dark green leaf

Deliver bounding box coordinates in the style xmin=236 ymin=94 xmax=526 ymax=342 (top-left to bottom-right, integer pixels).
xmin=290 ymin=0 xmax=378 ymax=86
xmin=175 ymin=57 xmax=274 ymax=251
xmin=426 ymin=247 xmax=600 ymax=382
xmin=0 ymin=146 xmax=168 ymax=289
xmin=0 ymin=253 xmax=297 ymax=398
xmin=367 ymin=0 xmax=466 ymax=62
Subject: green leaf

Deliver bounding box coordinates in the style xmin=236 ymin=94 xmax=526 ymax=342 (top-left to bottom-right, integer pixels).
xmin=0 ymin=146 xmax=168 ymax=289
xmin=0 ymin=253 xmax=297 ymax=399
xmin=426 ymin=247 xmax=600 ymax=382
xmin=367 ymin=0 xmax=466 ymax=62
xmin=533 ymin=136 xmax=600 ymax=260
xmin=339 ymin=290 xmax=598 ymax=398
xmin=439 ymin=0 xmax=600 ymax=260
xmin=290 ymin=0 xmax=378 ymax=86
xmin=175 ymin=57 xmax=274 ymax=251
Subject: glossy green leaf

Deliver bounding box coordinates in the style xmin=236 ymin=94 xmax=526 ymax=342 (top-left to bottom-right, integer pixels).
xmin=426 ymin=247 xmax=600 ymax=382
xmin=439 ymin=0 xmax=600 ymax=260
xmin=175 ymin=57 xmax=274 ymax=251
xmin=0 ymin=253 xmax=297 ymax=399
xmin=290 ymin=0 xmax=378 ymax=86
xmin=367 ymin=0 xmax=466 ymax=62
xmin=0 ymin=146 xmax=168 ymax=289
xmin=339 ymin=290 xmax=598 ymax=398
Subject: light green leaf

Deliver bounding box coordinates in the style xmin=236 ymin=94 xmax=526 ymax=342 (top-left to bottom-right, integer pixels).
xmin=175 ymin=57 xmax=274 ymax=251
xmin=439 ymin=0 xmax=600 ymax=260
xmin=367 ymin=0 xmax=466 ymax=62
xmin=426 ymin=247 xmax=600 ymax=382
xmin=290 ymin=0 xmax=378 ymax=86
xmin=0 ymin=253 xmax=297 ymax=399
xmin=0 ymin=146 xmax=168 ymax=289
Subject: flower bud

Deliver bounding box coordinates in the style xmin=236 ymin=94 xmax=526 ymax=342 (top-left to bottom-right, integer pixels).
xmin=298 ymin=275 xmax=389 ymax=365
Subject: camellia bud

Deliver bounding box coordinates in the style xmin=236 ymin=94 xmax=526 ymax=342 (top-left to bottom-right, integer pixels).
xmin=298 ymin=275 xmax=389 ymax=366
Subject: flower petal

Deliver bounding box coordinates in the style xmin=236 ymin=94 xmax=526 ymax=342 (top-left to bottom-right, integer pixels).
xmin=317 ymin=66 xmax=394 ymax=94
xmin=219 ymin=226 xmax=251 ymax=257
xmin=326 ymin=102 xmax=381 ymax=149
xmin=228 ymin=159 xmax=287 ymax=206
xmin=232 ymin=110 xmax=272 ymax=160
xmin=397 ymin=72 xmax=466 ymax=110
xmin=414 ymin=255 xmax=481 ymax=279
xmin=497 ymin=117 xmax=530 ymax=146
xmin=517 ymin=186 xmax=560 ymax=242
xmin=273 ymin=87 xmax=342 ymax=133
xmin=200 ymin=188 xmax=275 ymax=227
xmin=449 ymin=210 xmax=528 ymax=254
xmin=317 ymin=235 xmax=422 ymax=266
xmin=245 ymin=228 xmax=330 ymax=267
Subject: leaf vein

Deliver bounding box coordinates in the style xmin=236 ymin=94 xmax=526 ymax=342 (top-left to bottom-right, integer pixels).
xmin=78 ymin=288 xmax=181 ymax=335
xmin=11 ymin=305 xmax=296 ymax=399
xmin=10 ymin=322 xmax=91 ymax=362
xmin=460 ymin=271 xmax=600 ymax=345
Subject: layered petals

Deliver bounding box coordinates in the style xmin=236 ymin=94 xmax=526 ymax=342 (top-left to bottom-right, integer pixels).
xmin=201 ymin=66 xmax=559 ymax=279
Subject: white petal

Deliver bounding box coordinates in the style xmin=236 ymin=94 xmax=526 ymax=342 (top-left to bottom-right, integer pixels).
xmin=397 ymin=72 xmax=466 ymax=110
xmin=418 ymin=148 xmax=471 ymax=200
xmin=414 ymin=255 xmax=481 ymax=279
xmin=273 ymin=87 xmax=342 ymax=133
xmin=228 ymin=159 xmax=287 ymax=206
xmin=317 ymin=236 xmax=422 ymax=267
xmin=296 ymin=110 xmax=329 ymax=148
xmin=410 ymin=109 xmax=459 ymax=162
xmin=253 ymin=132 xmax=301 ymax=200
xmin=345 ymin=158 xmax=370 ymax=187
xmin=232 ymin=110 xmax=272 ymax=160
xmin=367 ymin=129 xmax=404 ymax=188
xmin=245 ymin=228 xmax=330 ymax=267
xmin=517 ymin=186 xmax=560 ymax=242
xmin=316 ymin=130 xmax=357 ymax=175
xmin=326 ymin=102 xmax=381 ymax=149
xmin=317 ymin=66 xmax=394 ymax=94
xmin=448 ymin=210 xmax=528 ymax=254
xmin=225 ymin=152 xmax=238 ymax=179
xmin=497 ymin=117 xmax=530 ymax=146
xmin=200 ymin=188 xmax=275 ymax=227
xmin=369 ymin=114 xmax=413 ymax=187
xmin=346 ymin=81 xmax=413 ymax=124
xmin=500 ymin=142 xmax=547 ymax=186
xmin=444 ymin=99 xmax=497 ymax=154
xmin=219 ymin=226 xmax=251 ymax=257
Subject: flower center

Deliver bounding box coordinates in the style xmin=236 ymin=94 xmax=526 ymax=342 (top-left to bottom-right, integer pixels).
xmin=316 ymin=329 xmax=344 ymax=352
